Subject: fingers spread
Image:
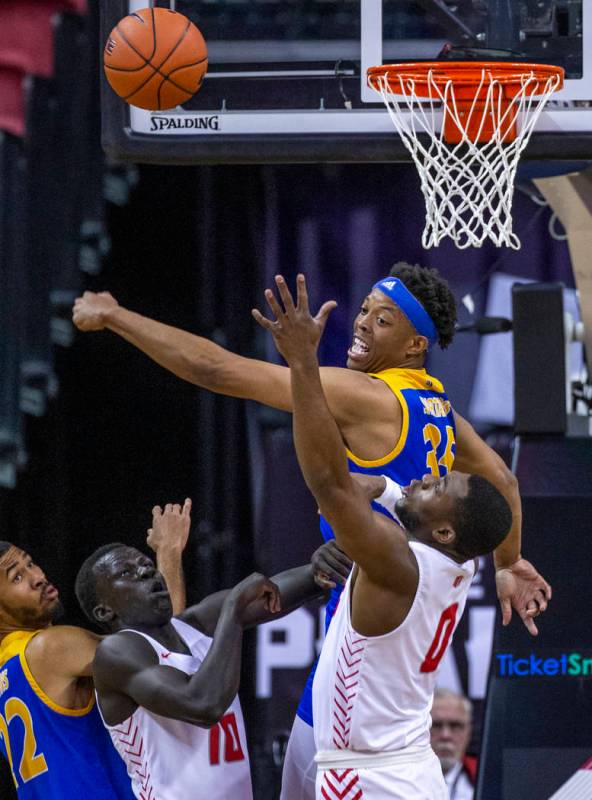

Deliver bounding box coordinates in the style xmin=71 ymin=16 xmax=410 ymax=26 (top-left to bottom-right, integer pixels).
xmin=264 ymin=288 xmax=284 ymax=320
xmin=275 ymin=275 xmax=295 ymax=313
xmin=316 ymin=300 xmax=338 ymax=325
xmin=251 ymin=308 xmax=275 ymax=330
xmin=296 ymin=274 xmax=309 ymax=313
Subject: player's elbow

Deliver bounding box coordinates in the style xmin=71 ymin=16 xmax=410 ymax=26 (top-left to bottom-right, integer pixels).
xmin=498 ymin=462 xmax=519 ymax=494
xmin=194 ymin=707 xmax=223 ymax=729
xmin=312 ymin=481 xmax=352 ymax=518
xmin=185 ymin=699 xmax=227 ymax=728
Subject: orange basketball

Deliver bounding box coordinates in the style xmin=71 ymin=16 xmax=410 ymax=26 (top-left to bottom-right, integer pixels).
xmin=103 ymin=7 xmax=208 ymax=111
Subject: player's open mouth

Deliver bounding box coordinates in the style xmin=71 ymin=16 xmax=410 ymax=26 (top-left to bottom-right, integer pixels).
xmin=42 ymin=585 xmax=58 ymax=602
xmin=150 ymin=579 xmax=168 ymax=596
xmin=348 ymin=335 xmax=370 ymax=359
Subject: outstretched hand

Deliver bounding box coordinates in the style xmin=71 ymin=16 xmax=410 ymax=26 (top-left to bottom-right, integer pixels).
xmin=495 ymin=558 xmax=552 ymax=636
xmin=251 ymin=274 xmax=337 ymax=364
xmin=147 ymin=499 xmax=192 ymax=555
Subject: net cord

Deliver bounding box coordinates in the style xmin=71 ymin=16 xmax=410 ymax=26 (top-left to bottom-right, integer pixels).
xmin=372 ymin=69 xmax=562 ymax=249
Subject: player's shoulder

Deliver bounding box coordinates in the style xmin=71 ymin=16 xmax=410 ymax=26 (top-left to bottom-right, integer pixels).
xmin=27 ymin=625 xmax=100 ymax=659
xmin=24 ymin=625 xmax=101 ymax=682
xmin=319 ymin=366 xmax=398 ymax=409
xmin=95 ymin=630 xmax=159 ymax=674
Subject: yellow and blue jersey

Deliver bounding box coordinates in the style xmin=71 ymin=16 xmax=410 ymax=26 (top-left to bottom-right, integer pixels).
xmin=0 ymin=630 xmax=133 ymax=799
xmin=297 ymin=367 xmax=456 ymax=724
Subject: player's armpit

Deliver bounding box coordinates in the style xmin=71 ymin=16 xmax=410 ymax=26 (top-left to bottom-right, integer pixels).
xmin=26 ymin=626 xmax=102 ymax=681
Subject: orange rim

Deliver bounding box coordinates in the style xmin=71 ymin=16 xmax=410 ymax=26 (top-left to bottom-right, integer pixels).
xmin=367 ymin=61 xmax=564 ymax=96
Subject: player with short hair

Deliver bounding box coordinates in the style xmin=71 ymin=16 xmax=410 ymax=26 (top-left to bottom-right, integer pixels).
xmin=0 ymin=501 xmax=189 ymax=799
xmin=72 ymin=262 xmax=550 ymax=798
xmin=78 ymin=538 xmax=337 ymax=800
xmin=255 ymin=274 xmax=512 ymax=798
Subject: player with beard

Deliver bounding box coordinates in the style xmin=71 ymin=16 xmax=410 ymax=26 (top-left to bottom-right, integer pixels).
xmin=255 ymin=274 xmax=512 ymax=798
xmin=0 ymin=501 xmax=190 ymax=799
xmin=72 ymin=263 xmax=550 ymax=799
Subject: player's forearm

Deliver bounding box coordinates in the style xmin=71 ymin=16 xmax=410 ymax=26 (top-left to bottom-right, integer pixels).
xmin=103 ymin=304 xmax=294 ymax=409
xmin=290 ymin=356 xmax=352 ymax=500
xmin=185 ymin=597 xmax=244 ymax=724
xmin=493 ymin=479 xmax=522 ymax=569
xmin=242 ymin=565 xmax=322 ymax=626
xmin=103 ymin=305 xmax=239 ymax=390
xmin=493 ymin=471 xmax=522 ymax=568
xmin=156 ymin=548 xmax=186 ymax=616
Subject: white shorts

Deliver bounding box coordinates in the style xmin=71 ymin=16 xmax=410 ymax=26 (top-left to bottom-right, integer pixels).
xmin=315 ymin=747 xmax=448 ymax=800
xmin=280 ymin=715 xmax=317 ymax=800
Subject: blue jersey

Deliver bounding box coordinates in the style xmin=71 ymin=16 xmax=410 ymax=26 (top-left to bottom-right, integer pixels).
xmin=297 ymin=368 xmax=456 ymax=724
xmin=0 ymin=630 xmax=133 ymax=799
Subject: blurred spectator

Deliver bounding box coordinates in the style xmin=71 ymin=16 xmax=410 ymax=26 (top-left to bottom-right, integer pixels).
xmin=431 ymin=688 xmax=476 ymax=800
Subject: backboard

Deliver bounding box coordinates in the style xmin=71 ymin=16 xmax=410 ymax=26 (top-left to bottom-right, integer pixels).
xmin=101 ymin=0 xmax=592 ymax=164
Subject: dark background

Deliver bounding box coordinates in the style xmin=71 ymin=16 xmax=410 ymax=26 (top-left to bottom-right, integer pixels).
xmin=0 ymin=1 xmax=589 ymax=798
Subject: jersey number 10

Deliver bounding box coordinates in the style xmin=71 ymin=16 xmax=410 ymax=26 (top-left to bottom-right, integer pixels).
xmin=209 ymin=712 xmax=245 ymax=766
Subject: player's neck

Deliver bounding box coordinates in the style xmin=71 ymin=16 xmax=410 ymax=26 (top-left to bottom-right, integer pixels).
xmin=0 ymin=619 xmax=48 ymax=641
xmin=408 ymin=535 xmax=467 ymax=565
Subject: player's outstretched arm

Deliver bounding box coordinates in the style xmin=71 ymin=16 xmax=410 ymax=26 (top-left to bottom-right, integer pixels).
xmin=71 ymin=290 xmax=393 ymax=435
xmin=181 ymin=543 xmax=343 ymax=635
xmin=253 ymin=275 xmax=417 ymax=589
xmin=94 ymin=573 xmax=280 ymax=727
xmin=72 ymin=291 xmax=293 ymax=409
xmin=453 ymin=412 xmax=551 ymax=636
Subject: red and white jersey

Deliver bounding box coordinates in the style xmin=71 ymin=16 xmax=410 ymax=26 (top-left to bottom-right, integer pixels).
xmin=101 ymin=617 xmax=252 ymax=800
xmin=312 ymin=541 xmax=475 ymax=755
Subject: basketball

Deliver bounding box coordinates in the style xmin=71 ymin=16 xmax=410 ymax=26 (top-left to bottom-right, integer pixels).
xmin=103 ymin=7 xmax=208 ymax=111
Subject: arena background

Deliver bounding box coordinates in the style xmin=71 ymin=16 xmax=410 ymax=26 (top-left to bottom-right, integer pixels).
xmin=0 ymin=3 xmax=588 ymax=799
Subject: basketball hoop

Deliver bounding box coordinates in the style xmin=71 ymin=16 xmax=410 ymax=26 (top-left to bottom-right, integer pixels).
xmin=367 ymin=62 xmax=564 ymax=249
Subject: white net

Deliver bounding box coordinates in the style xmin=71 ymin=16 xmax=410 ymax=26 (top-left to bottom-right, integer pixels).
xmin=369 ymin=66 xmax=562 ymax=249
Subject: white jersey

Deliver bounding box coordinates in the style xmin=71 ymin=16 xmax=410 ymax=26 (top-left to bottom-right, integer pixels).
xmin=100 ymin=617 xmax=252 ymax=800
xmin=313 ymin=541 xmax=475 ymax=756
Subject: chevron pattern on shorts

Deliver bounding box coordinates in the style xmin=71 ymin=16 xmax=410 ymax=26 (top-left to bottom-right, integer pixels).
xmin=321 ymin=768 xmax=363 ymax=800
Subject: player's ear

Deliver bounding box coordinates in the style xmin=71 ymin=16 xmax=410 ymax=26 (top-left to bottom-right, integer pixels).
xmin=406 ymin=335 xmax=429 ymax=357
xmin=432 ymin=525 xmax=456 ymax=546
xmin=93 ymin=604 xmax=115 ymax=625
